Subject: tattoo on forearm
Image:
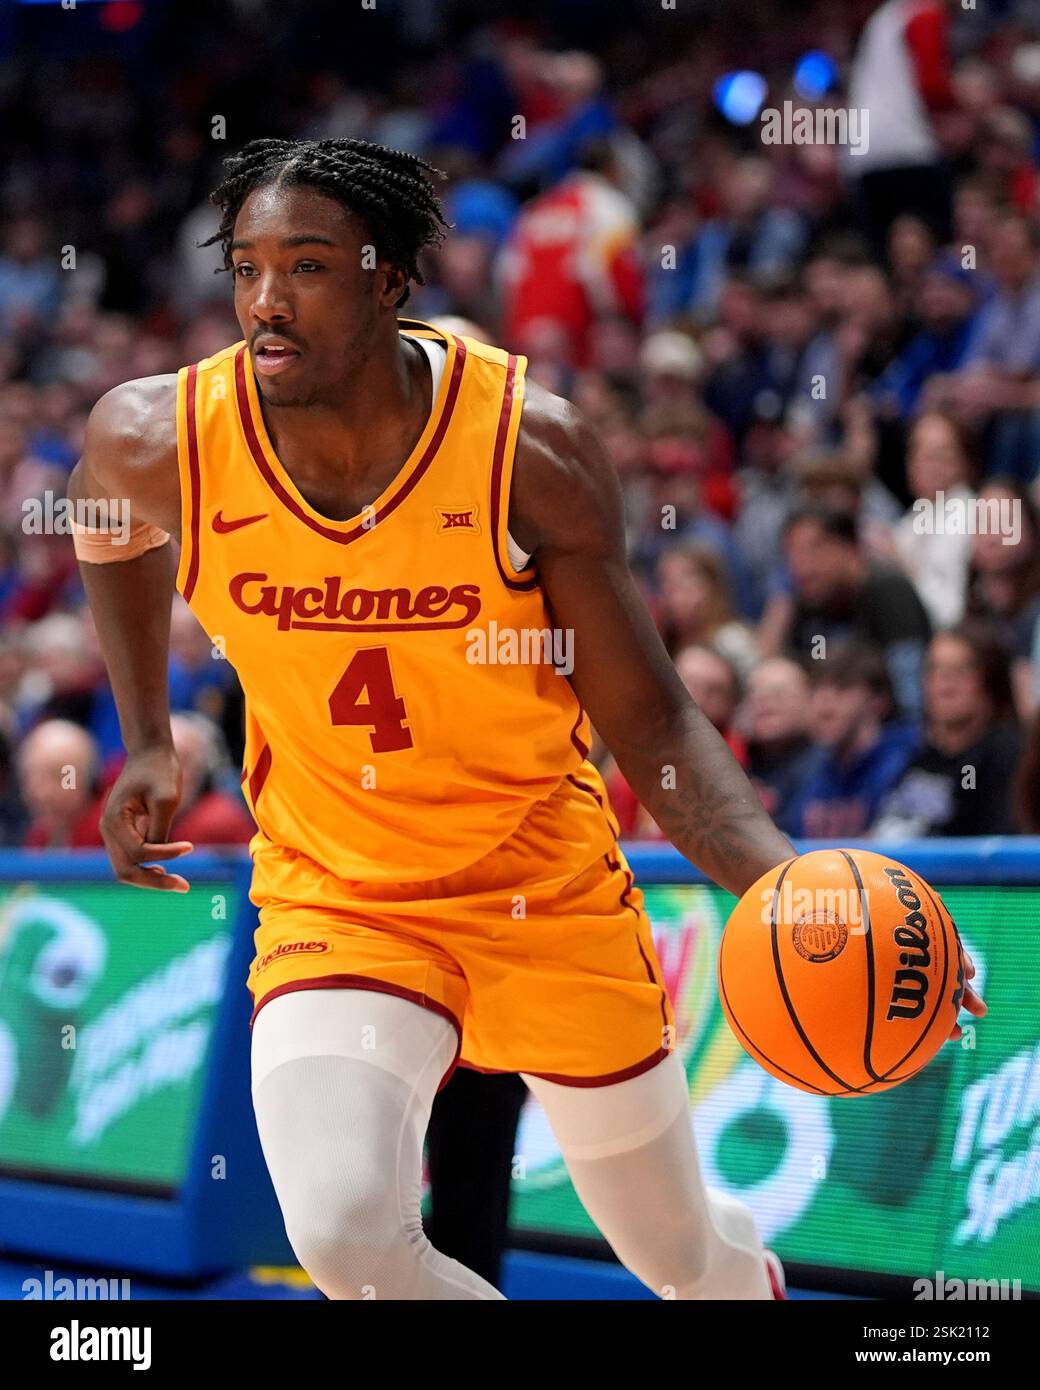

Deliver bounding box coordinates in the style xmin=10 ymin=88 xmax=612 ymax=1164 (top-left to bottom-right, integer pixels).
xmin=650 ymin=785 xmax=767 ymax=877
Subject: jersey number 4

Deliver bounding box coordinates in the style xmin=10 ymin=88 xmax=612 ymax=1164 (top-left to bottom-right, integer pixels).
xmin=329 ymin=647 xmax=413 ymax=752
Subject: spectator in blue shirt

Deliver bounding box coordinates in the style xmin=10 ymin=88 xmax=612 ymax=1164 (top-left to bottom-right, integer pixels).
xmin=0 ymin=217 xmax=62 ymax=347
xmin=684 ymin=158 xmax=808 ymax=322
xmin=959 ymin=215 xmax=1040 ymax=377
xmin=789 ymin=642 xmax=919 ymax=838
xmin=940 ymin=213 xmax=1040 ymax=480
xmin=870 ymin=255 xmax=981 ymax=420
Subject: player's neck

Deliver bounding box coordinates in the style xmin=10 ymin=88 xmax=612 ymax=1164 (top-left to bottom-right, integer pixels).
xmin=259 ymin=334 xmax=431 ymax=481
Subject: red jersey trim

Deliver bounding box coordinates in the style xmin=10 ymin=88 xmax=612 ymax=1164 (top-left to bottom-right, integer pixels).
xmin=459 ymin=1047 xmax=670 ymax=1088
xmin=248 ymin=742 xmax=272 ymax=808
xmin=181 ymin=364 xmax=202 ymax=601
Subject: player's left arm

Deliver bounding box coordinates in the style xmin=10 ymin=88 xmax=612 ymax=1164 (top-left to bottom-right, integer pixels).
xmin=510 ymin=383 xmax=986 ymax=1031
xmin=510 ymin=380 xmax=794 ymax=898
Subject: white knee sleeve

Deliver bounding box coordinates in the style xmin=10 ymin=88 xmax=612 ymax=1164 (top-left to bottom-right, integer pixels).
xmin=251 ymin=987 xmax=457 ymax=1100
xmin=525 ymin=1053 xmax=771 ymax=1300
xmin=251 ymin=989 xmax=503 ymax=1301
xmin=521 ymin=1050 xmax=690 ymax=1160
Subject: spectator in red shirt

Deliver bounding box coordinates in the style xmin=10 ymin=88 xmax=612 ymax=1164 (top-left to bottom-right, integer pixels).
xmin=499 ymin=139 xmax=644 ymax=367
xmin=169 ymin=712 xmax=256 ymax=846
xmin=975 ymin=107 xmax=1039 ymax=219
xmin=606 ymin=644 xmax=747 ymax=837
xmin=744 ymin=657 xmax=819 ymax=836
xmin=674 ymin=645 xmax=749 ymax=768
xmin=19 ymin=719 xmax=104 ymax=848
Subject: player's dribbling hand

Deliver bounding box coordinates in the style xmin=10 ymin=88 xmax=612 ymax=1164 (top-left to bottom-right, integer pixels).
xmin=100 ymin=744 xmax=194 ymax=892
xmin=949 ymin=952 xmax=987 ymax=1042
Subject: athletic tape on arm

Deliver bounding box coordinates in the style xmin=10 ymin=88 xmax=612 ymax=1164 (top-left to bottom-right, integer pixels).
xmin=71 ymin=517 xmax=170 ymax=563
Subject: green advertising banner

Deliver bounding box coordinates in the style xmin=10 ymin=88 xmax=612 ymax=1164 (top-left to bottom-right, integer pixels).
xmin=511 ymin=884 xmax=1040 ymax=1291
xmin=0 ymin=881 xmax=238 ymax=1194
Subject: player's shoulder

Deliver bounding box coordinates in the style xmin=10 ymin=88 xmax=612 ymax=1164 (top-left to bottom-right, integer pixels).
xmin=512 ymin=377 xmax=622 ymax=555
xmin=516 ymin=376 xmax=612 ymax=493
xmin=77 ymin=373 xmax=184 ymax=534
xmin=86 ymin=373 xmax=180 ymax=462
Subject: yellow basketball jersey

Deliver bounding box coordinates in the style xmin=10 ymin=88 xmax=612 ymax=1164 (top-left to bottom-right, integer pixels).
xmin=174 ymin=318 xmax=594 ymax=882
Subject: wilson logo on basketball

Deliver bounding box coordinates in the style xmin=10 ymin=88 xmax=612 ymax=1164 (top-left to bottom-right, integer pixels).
xmin=256 ymin=941 xmax=331 ymax=973
xmin=883 ymin=865 xmax=932 ymax=1021
xmin=437 ymin=506 xmax=480 ymax=533
xmin=228 ymin=573 xmax=483 ymax=632
xmin=792 ymin=913 xmax=848 ymax=963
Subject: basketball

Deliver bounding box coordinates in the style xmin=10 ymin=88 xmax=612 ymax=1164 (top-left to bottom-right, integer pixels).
xmin=718 ymin=849 xmax=966 ymax=1097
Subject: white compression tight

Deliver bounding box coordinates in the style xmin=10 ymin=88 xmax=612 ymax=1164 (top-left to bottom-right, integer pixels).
xmin=250 ymin=989 xmax=771 ymax=1300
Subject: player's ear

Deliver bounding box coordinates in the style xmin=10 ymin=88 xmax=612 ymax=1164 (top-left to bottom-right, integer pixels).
xmin=379 ymin=264 xmax=409 ymax=309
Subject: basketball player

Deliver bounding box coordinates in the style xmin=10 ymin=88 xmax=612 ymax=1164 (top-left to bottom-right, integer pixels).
xmin=69 ymin=138 xmax=981 ymax=1300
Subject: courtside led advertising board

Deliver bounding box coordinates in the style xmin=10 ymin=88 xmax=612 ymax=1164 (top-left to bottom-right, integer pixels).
xmin=0 ymin=853 xmax=290 ymax=1277
xmin=512 ymin=852 xmax=1040 ymax=1296
xmin=0 ymin=879 xmax=238 ymax=1194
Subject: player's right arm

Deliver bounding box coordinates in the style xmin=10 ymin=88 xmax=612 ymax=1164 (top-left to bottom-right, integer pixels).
xmin=68 ymin=375 xmax=194 ymax=891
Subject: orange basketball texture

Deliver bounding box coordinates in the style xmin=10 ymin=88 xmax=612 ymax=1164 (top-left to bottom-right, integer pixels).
xmin=718 ymin=849 xmax=965 ymax=1096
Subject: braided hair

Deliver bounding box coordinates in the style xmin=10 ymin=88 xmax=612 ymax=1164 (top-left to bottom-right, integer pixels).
xmin=202 ymin=137 xmax=450 ymax=307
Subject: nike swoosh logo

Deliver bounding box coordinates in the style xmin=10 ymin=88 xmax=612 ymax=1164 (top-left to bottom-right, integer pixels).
xmin=212 ymin=510 xmax=268 ymax=533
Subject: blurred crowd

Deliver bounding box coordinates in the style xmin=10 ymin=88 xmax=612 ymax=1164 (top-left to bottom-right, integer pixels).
xmin=2 ymin=0 xmax=1040 ymax=847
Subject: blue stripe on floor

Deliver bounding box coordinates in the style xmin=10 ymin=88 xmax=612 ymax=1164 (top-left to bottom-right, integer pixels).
xmin=0 ymin=1250 xmax=857 ymax=1300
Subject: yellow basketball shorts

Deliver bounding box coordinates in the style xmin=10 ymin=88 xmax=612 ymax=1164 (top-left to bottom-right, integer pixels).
xmin=245 ymin=766 xmax=675 ymax=1089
